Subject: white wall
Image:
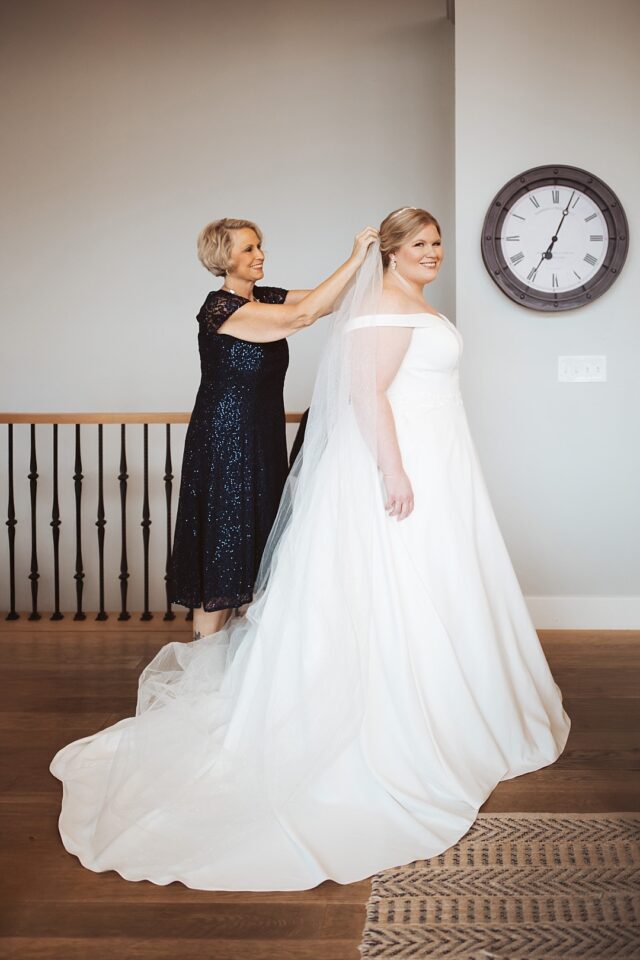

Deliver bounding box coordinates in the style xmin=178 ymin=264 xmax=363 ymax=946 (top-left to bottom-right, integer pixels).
xmin=455 ymin=0 xmax=640 ymax=627
xmin=0 ymin=0 xmax=455 ymax=614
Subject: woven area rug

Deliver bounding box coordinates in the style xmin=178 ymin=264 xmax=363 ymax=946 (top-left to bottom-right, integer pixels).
xmin=358 ymin=813 xmax=640 ymax=959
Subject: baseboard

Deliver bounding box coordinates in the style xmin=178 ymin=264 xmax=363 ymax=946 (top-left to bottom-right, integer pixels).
xmin=0 ymin=612 xmax=192 ymax=631
xmin=525 ymin=596 xmax=640 ymax=630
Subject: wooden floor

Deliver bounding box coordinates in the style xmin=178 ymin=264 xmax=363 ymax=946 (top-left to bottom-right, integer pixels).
xmin=0 ymin=621 xmax=638 ymax=960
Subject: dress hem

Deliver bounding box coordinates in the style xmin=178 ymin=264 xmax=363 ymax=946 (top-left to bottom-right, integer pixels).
xmin=168 ymin=592 xmax=253 ymax=613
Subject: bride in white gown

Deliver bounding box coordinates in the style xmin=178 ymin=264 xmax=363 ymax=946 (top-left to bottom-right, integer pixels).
xmin=50 ymin=207 xmax=570 ymax=891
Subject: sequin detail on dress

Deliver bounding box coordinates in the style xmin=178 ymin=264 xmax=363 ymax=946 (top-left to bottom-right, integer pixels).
xmin=167 ymin=285 xmax=289 ymax=611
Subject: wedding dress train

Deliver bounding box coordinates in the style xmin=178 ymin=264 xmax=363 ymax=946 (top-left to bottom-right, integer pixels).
xmin=50 ymin=306 xmax=570 ymax=891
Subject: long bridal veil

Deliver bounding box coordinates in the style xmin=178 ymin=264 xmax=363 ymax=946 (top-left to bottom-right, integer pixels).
xmin=52 ymin=238 xmax=570 ymax=889
xmin=52 ymin=243 xmax=391 ymax=881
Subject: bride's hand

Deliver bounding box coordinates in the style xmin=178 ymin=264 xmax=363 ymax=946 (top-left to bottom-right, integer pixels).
xmin=351 ymin=226 xmax=379 ymax=265
xmin=383 ymin=471 xmax=414 ymax=521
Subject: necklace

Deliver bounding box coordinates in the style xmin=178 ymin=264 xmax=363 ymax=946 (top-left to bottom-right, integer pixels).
xmin=221 ymin=284 xmax=257 ymax=302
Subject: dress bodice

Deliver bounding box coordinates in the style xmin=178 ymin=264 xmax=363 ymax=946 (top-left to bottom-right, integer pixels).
xmin=348 ymin=312 xmax=464 ymax=412
xmin=387 ymin=313 xmax=463 ymax=410
xmin=196 ymin=285 xmax=289 ymax=388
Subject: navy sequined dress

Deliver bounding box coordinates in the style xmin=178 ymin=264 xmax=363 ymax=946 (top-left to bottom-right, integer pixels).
xmin=168 ymin=285 xmax=289 ymax=611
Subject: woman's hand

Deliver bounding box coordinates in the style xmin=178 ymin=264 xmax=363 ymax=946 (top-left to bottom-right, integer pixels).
xmin=219 ymin=226 xmax=379 ymax=343
xmin=383 ymin=471 xmax=414 ymax=521
xmin=351 ymin=226 xmax=379 ymax=266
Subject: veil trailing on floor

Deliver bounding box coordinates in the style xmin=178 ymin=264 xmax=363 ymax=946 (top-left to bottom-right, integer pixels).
xmin=52 ymin=238 xmax=571 ymax=889
xmin=65 ymin=243 xmax=388 ymax=880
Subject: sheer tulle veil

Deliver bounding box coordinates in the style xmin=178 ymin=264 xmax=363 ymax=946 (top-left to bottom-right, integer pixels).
xmin=251 ymin=238 xmax=384 ymax=599
xmin=107 ymin=242 xmax=387 ymax=862
xmin=51 ymin=238 xmax=571 ymax=889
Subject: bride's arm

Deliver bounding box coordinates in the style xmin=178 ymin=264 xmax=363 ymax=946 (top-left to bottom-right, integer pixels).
xmin=374 ymin=327 xmax=414 ymax=520
xmin=351 ymin=325 xmax=414 ymax=521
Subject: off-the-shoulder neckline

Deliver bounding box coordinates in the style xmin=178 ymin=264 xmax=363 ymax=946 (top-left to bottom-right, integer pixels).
xmin=342 ymin=311 xmax=455 ymax=333
xmin=354 ymin=311 xmax=447 ymax=320
xmin=374 ymin=311 xmax=444 ymax=318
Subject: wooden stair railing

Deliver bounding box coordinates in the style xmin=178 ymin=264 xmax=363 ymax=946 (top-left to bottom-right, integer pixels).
xmin=0 ymin=413 xmax=303 ymax=623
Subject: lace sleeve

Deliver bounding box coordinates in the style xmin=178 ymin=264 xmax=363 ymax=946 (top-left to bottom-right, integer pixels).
xmin=197 ymin=292 xmax=244 ymax=335
xmin=254 ymin=285 xmax=289 ymax=305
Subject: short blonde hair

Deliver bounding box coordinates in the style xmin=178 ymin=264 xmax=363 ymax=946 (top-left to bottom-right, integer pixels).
xmin=197 ymin=217 xmax=263 ymax=276
xmin=379 ymin=207 xmax=442 ymax=269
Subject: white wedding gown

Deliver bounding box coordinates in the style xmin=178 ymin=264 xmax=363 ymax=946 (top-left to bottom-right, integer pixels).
xmin=50 ymin=311 xmax=570 ymax=891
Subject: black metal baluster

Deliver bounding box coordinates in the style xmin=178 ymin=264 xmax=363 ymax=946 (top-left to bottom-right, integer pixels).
xmin=163 ymin=424 xmax=175 ymax=621
xmin=50 ymin=424 xmax=63 ymax=620
xmin=118 ymin=424 xmax=130 ymax=621
xmin=28 ymin=424 xmax=40 ymax=620
xmin=140 ymin=424 xmax=152 ymax=620
xmin=73 ymin=424 xmax=86 ymax=620
xmin=95 ymin=424 xmax=107 ymax=620
xmin=5 ymin=425 xmax=18 ymax=620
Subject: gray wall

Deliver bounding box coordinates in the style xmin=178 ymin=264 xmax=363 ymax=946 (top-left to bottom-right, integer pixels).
xmin=0 ymin=0 xmax=455 ymax=614
xmin=455 ymin=0 xmax=640 ymax=627
xmin=2 ymin=0 xmax=637 ymax=626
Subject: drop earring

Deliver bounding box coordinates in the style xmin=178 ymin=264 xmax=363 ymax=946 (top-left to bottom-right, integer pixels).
xmin=390 ymin=257 xmax=397 ymax=271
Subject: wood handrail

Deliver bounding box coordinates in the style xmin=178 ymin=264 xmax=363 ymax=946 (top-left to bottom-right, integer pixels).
xmin=0 ymin=412 xmax=304 ymax=424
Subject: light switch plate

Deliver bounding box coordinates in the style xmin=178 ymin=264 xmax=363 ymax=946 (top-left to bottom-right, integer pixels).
xmin=558 ymin=355 xmax=607 ymax=382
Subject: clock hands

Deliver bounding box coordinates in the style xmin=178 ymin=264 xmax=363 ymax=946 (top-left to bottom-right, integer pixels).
xmin=529 ymin=189 xmax=576 ymax=280
xmin=545 ymin=189 xmax=575 ymax=254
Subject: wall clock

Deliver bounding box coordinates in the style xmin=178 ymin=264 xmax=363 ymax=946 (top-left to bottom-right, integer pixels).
xmin=481 ymin=164 xmax=629 ymax=311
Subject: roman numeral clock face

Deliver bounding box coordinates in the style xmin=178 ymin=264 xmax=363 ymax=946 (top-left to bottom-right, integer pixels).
xmin=503 ymin=188 xmax=605 ymax=291
xmin=481 ymin=165 xmax=628 ymax=311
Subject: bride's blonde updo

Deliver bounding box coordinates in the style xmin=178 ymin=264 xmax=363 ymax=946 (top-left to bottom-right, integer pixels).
xmin=379 ymin=207 xmax=442 ymax=269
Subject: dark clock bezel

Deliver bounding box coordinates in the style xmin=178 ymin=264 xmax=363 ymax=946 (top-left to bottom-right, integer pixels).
xmin=480 ymin=164 xmax=628 ymax=311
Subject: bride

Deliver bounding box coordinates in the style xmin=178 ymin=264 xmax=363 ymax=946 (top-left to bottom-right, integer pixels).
xmin=50 ymin=207 xmax=570 ymax=891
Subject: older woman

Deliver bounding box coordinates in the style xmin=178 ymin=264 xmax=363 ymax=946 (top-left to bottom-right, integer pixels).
xmin=168 ymin=217 xmax=378 ymax=638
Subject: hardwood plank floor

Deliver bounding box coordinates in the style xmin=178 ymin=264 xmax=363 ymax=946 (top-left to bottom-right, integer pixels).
xmin=0 ymin=624 xmax=638 ymax=960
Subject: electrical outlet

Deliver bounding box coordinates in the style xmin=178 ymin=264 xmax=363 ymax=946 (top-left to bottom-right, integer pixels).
xmin=558 ymin=356 xmax=607 ymax=382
